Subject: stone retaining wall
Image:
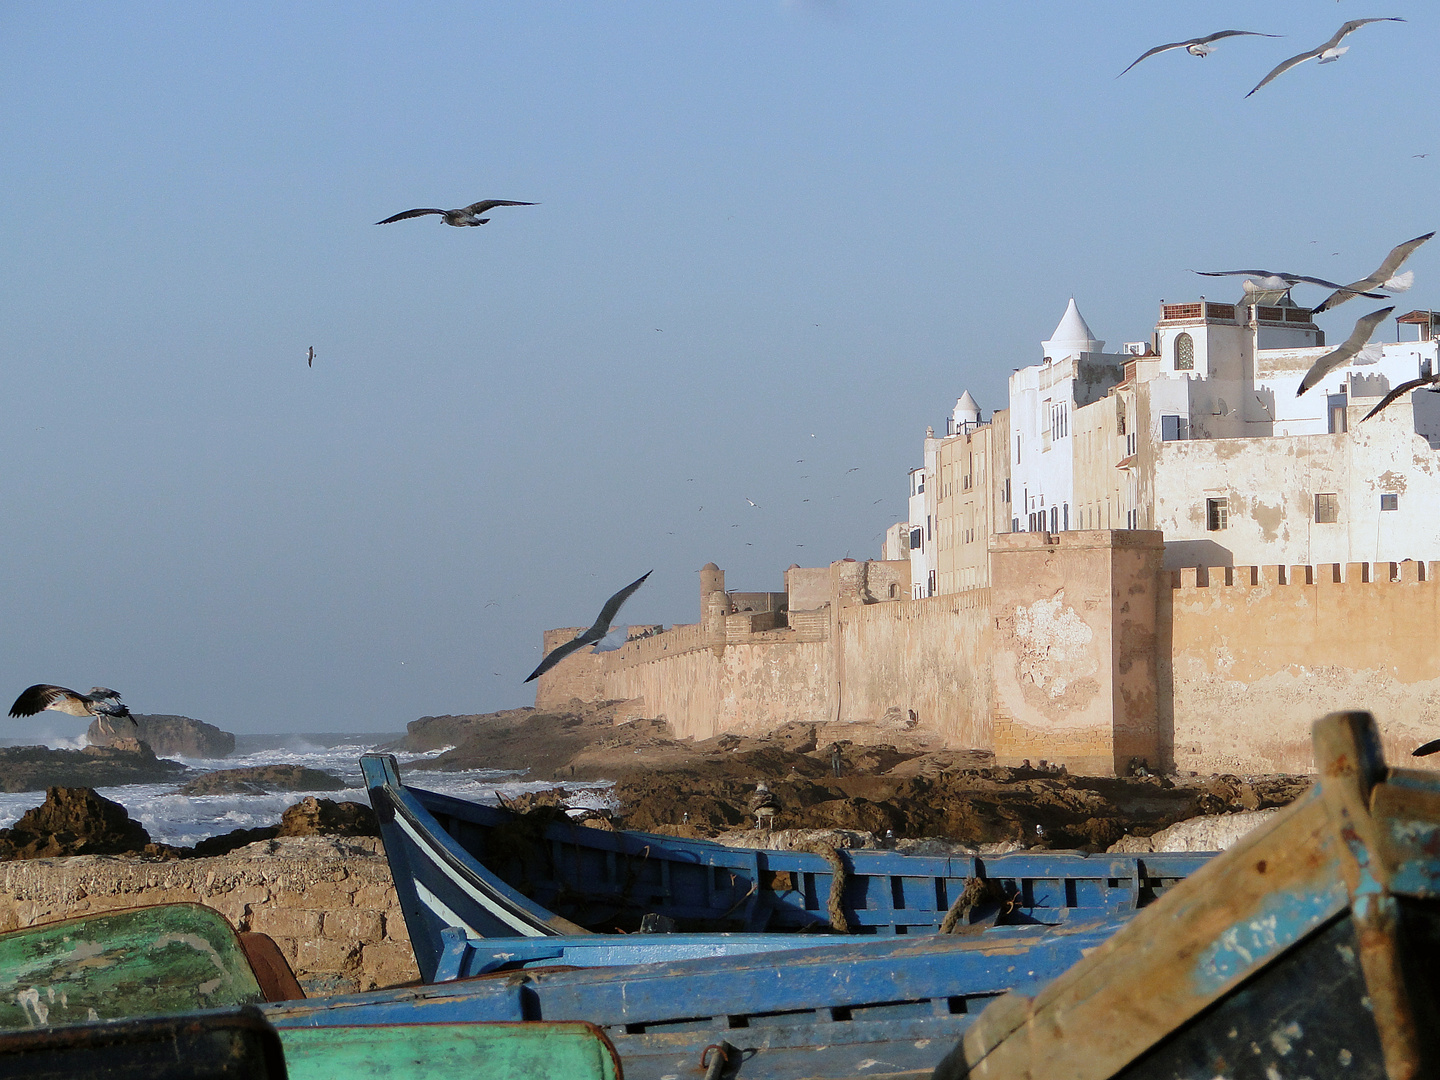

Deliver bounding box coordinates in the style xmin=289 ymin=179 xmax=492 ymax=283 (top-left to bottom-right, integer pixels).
xmin=0 ymin=836 xmax=417 ymax=996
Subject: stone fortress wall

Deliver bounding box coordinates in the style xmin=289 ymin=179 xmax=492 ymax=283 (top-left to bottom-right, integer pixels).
xmin=538 ymin=533 xmax=1440 ymax=777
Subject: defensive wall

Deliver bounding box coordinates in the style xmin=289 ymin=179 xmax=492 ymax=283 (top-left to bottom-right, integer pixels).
xmin=537 ymin=532 xmax=1440 ymax=777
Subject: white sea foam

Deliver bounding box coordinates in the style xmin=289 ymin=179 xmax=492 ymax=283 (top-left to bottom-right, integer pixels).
xmin=0 ymin=733 xmax=616 ymax=847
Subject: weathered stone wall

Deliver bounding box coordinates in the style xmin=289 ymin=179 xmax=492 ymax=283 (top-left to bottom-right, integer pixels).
xmin=836 ymin=591 xmax=992 ymax=746
xmin=0 ymin=837 xmax=417 ymax=996
xmin=1168 ymin=560 xmax=1440 ymax=774
xmin=989 ymin=530 xmax=1165 ymax=775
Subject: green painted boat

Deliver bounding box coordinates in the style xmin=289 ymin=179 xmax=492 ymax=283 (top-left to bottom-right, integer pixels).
xmin=278 ymin=1021 xmax=623 ymax=1080
xmin=0 ymin=903 xmax=264 ymax=1030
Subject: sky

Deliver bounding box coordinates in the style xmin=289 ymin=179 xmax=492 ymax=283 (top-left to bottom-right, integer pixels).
xmin=2 ymin=2 xmax=1436 ymax=735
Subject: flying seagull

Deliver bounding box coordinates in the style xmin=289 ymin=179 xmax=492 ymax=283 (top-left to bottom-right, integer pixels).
xmin=9 ymin=685 xmax=137 ymax=732
xmin=1361 ymin=372 xmax=1440 ymax=422
xmin=1246 ymin=18 xmax=1406 ymax=98
xmin=1313 ymin=232 xmax=1435 ymax=313
xmin=1117 ymin=30 xmax=1281 ymax=78
xmin=524 ymin=571 xmax=651 ymax=683
xmin=307 ymin=346 xmax=314 ymax=368
xmin=1192 ymin=268 xmax=1386 ymax=298
xmin=375 ymin=200 xmax=536 ymax=227
xmin=1296 ymin=306 xmax=1394 ymax=396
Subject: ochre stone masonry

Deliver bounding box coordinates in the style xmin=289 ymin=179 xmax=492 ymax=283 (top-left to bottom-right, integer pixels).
xmin=538 ymin=535 xmax=1440 ymax=777
xmin=0 ymin=837 xmax=418 ymax=996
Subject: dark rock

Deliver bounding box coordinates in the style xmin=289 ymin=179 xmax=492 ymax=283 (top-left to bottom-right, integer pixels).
xmin=277 ymin=797 xmax=378 ymax=837
xmin=0 ymin=787 xmax=157 ymax=859
xmin=176 ymin=765 xmax=345 ymax=796
xmin=88 ymin=714 xmax=235 ymax=758
xmin=0 ymin=744 xmax=188 ymax=793
xmin=386 ymin=708 xmax=538 ymax=753
xmin=188 ymin=826 xmax=280 ymax=858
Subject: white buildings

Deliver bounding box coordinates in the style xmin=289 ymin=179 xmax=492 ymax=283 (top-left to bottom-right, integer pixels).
xmin=901 ymin=294 xmax=1440 ymax=584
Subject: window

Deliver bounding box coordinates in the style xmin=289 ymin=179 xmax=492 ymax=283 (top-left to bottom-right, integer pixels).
xmin=910 ymin=527 xmax=922 ymax=550
xmin=1050 ymin=402 xmax=1069 ymax=441
xmin=1049 ymin=506 xmax=1058 ymax=533
xmin=1381 ymin=493 xmax=1399 ymax=512
xmin=927 ymin=570 xmax=936 ymax=597
xmin=1063 ymin=503 xmax=1069 ymax=531
xmin=1175 ymin=332 xmax=1194 ymax=371
xmin=1314 ymin=493 xmax=1339 ymax=523
xmin=1160 ymin=414 xmax=1189 ymax=441
xmin=1206 ymin=498 xmax=1228 ymax=531
xmin=1329 ymin=405 xmax=1348 ymax=434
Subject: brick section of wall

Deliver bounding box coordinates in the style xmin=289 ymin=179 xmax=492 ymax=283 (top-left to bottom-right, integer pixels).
xmin=0 ymin=837 xmax=417 ymax=996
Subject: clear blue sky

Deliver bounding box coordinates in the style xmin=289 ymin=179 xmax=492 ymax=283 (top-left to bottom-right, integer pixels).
xmin=2 ymin=2 xmax=1434 ymax=734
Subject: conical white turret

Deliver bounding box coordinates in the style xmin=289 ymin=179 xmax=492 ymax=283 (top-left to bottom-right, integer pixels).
xmin=1042 ymin=298 xmax=1105 ymax=362
xmin=952 ymin=391 xmax=981 ymax=431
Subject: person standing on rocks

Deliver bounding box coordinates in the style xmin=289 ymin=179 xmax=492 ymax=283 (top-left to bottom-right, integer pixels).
xmin=830 ymin=743 xmax=843 ymax=778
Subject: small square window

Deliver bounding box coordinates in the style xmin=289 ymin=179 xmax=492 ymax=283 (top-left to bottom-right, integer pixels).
xmin=1314 ymin=493 xmax=1339 ymax=524
xmin=1206 ymin=498 xmax=1228 ymax=532
xmin=1381 ymin=493 xmax=1399 ymax=512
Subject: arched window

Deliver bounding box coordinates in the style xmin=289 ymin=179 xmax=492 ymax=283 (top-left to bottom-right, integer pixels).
xmin=1175 ymin=333 xmax=1195 ymax=371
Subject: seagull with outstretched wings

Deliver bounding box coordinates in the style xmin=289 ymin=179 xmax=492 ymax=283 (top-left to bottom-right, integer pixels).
xmin=1313 ymin=232 xmax=1434 ymax=312
xmin=1296 ymin=306 xmax=1394 ymax=396
xmin=9 ymin=684 xmax=137 ymax=731
xmin=525 ymin=572 xmax=652 ymax=683
xmin=1117 ymin=30 xmax=1280 ymax=78
xmin=1362 ymin=372 xmax=1440 ymax=421
xmin=376 ymin=200 xmax=536 ymax=227
xmin=1246 ymin=18 xmax=1405 ymax=98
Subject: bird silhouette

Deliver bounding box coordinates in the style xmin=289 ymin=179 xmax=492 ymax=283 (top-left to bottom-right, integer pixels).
xmin=1247 ymin=18 xmax=1405 ymax=98
xmin=1313 ymin=232 xmax=1434 ymax=312
xmin=307 ymin=346 xmax=314 ymax=368
xmin=1362 ymin=372 xmax=1440 ymax=421
xmin=1117 ymin=30 xmax=1281 ymax=78
xmin=524 ymin=572 xmax=651 ymax=683
xmin=376 ymin=200 xmax=536 ymax=227
xmin=1296 ymin=306 xmax=1394 ymax=396
xmin=10 ymin=685 xmax=137 ymax=733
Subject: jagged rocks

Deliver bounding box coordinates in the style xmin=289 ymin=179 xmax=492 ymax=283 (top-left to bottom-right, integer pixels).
xmin=0 ymin=787 xmax=162 ymax=859
xmin=0 ymin=744 xmax=188 ymax=793
xmin=88 ymin=714 xmax=235 ymax=758
xmin=176 ymin=765 xmax=345 ymax=796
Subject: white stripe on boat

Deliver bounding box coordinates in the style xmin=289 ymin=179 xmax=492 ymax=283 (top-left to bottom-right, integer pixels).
xmin=393 ymin=808 xmax=551 ymax=937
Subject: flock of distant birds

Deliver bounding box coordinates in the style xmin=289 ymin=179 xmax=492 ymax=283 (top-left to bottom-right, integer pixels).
xmin=1120 ymin=16 xmax=1433 ymax=408
xmin=26 ymin=16 xmax=1435 ymax=751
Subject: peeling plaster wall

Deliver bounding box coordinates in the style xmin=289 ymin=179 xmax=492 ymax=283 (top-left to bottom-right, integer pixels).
xmin=989 ymin=530 xmax=1165 ymax=775
xmin=1153 ymin=419 xmax=1440 ymax=569
xmin=1168 ymin=562 xmax=1440 ymax=774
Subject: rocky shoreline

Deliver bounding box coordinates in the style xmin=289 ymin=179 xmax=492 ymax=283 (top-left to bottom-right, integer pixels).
xmin=394 ymin=701 xmax=1314 ymax=851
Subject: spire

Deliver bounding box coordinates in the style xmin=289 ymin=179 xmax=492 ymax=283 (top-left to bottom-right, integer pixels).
xmin=952 ymin=391 xmax=981 ymax=431
xmin=1042 ymin=297 xmax=1105 ymax=361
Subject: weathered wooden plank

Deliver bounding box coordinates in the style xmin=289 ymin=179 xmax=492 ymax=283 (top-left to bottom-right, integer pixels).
xmin=0 ymin=903 xmax=263 ymax=1030
xmin=278 ymin=1021 xmax=621 ymax=1080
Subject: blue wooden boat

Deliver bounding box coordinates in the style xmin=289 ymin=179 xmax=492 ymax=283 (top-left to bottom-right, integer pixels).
xmin=361 ymin=753 xmax=1212 ymax=981
xmin=274 ymin=713 xmax=1440 ymax=1078
xmin=262 ymin=915 xmax=1131 ymax=1080
xmin=932 ymin=711 xmax=1440 ymax=1079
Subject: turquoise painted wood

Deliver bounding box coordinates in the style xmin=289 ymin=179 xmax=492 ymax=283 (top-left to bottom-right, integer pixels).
xmin=278 ymin=1021 xmax=622 ymax=1080
xmin=0 ymin=904 xmax=262 ymax=1030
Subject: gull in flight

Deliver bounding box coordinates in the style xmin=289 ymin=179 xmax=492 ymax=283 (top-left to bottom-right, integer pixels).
xmin=1313 ymin=232 xmax=1434 ymax=312
xmin=307 ymin=346 xmax=314 ymax=368
xmin=1361 ymin=372 xmax=1440 ymax=422
xmin=524 ymin=571 xmax=651 ymax=682
xmin=376 ymin=200 xmax=536 ymax=227
xmin=1192 ymin=268 xmax=1386 ymax=298
xmin=9 ymin=685 xmax=137 ymax=733
xmin=1246 ymin=18 xmax=1406 ymax=98
xmin=1117 ymin=30 xmax=1280 ymax=78
xmin=1296 ymin=306 xmax=1394 ymax=396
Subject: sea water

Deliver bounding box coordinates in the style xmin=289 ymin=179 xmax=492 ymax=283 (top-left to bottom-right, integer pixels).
xmin=0 ymin=732 xmax=616 ymax=848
